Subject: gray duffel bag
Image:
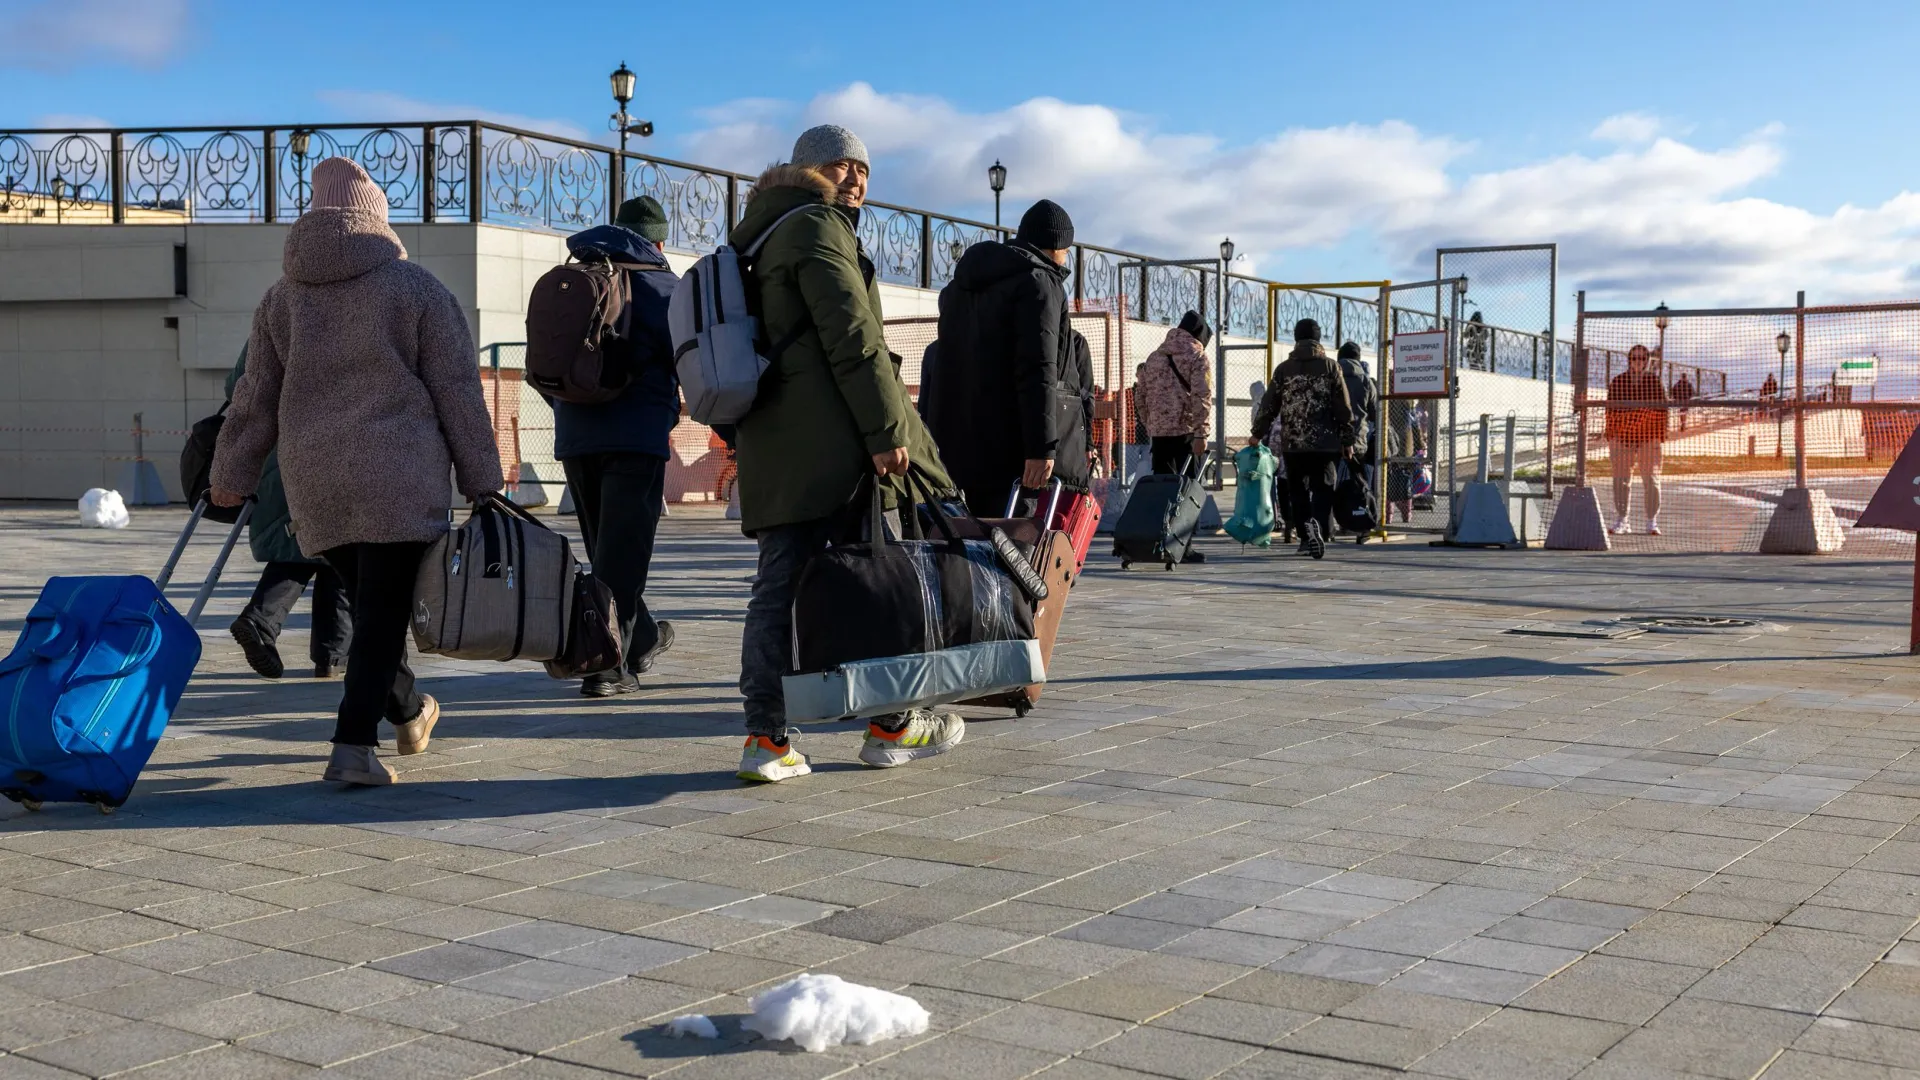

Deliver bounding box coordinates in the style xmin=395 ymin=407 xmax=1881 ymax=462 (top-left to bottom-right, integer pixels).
xmin=413 ymin=494 xmax=575 ymax=662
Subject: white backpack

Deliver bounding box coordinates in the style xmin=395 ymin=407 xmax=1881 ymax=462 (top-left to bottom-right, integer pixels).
xmin=668 ymin=206 xmax=815 ymax=426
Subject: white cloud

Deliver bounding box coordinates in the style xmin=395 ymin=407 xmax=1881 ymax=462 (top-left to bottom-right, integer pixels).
xmin=315 ymin=90 xmax=597 ymax=145
xmin=0 ymin=0 xmax=189 ymax=69
xmin=1591 ymin=112 xmax=1665 ymax=144
xmin=682 ymin=84 xmax=1920 ymax=308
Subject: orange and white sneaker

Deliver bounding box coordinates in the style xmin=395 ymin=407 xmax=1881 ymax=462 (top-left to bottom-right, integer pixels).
xmin=859 ymin=710 xmax=964 ymax=768
xmin=1646 ymin=518 xmax=1663 ymax=536
xmin=737 ymin=735 xmax=810 ymax=783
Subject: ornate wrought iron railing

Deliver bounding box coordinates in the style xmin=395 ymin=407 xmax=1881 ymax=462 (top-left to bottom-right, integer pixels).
xmin=0 ymin=120 xmax=1573 ymax=383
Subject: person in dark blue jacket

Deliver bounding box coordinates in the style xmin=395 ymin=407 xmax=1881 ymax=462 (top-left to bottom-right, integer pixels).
xmin=553 ymin=196 xmax=681 ymax=696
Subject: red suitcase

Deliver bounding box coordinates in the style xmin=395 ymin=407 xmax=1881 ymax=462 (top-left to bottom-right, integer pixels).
xmin=1040 ymin=490 xmax=1101 ymax=573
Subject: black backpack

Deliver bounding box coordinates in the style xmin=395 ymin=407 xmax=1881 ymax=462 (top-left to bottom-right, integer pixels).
xmin=179 ymin=405 xmax=243 ymax=524
xmin=525 ymin=257 xmax=636 ymax=404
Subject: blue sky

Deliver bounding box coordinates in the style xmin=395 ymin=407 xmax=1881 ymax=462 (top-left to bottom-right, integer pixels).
xmin=4 ymin=0 xmax=1918 ymax=307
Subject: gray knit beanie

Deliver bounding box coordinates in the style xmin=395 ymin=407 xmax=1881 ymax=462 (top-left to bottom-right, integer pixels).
xmin=790 ymin=124 xmax=869 ymax=170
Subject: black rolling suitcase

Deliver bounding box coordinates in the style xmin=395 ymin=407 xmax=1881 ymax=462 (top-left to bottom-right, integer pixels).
xmin=1112 ymin=460 xmax=1206 ymax=570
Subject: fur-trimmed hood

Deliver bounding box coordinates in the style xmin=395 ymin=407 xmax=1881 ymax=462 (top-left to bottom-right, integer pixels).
xmin=753 ymin=163 xmax=836 ymax=202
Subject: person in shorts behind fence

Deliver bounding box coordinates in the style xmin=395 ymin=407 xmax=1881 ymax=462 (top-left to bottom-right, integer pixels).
xmin=551 ymin=196 xmax=681 ymax=698
xmin=1251 ymin=318 xmax=1362 ymax=560
xmin=1605 ymin=344 xmax=1668 ymax=536
xmin=211 ymin=157 xmax=503 ymax=787
xmin=728 ymin=124 xmax=961 ymax=784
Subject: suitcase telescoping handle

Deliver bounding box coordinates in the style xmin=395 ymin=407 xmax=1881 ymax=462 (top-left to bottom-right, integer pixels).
xmin=157 ymin=496 xmax=255 ymax=626
xmin=1003 ymin=478 xmax=1066 ymax=526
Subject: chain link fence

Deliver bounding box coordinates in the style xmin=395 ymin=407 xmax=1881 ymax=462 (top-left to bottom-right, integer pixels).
xmin=1564 ymin=297 xmax=1919 ymax=555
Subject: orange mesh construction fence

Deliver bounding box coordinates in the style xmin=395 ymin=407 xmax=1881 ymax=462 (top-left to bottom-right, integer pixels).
xmin=1570 ymin=298 xmax=1920 ymax=555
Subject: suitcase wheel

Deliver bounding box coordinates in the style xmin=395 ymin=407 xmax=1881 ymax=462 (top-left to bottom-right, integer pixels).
xmin=21 ymin=799 xmax=42 ymax=812
xmin=1014 ymin=701 xmax=1032 ymax=718
xmin=96 ymin=803 xmax=115 ymax=815
xmin=1164 ymin=561 xmax=1175 ymax=571
xmin=1120 ymin=559 xmax=1131 ymax=570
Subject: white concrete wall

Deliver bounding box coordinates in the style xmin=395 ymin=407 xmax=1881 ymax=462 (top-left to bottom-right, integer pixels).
xmin=0 ymin=222 xmax=947 ymax=501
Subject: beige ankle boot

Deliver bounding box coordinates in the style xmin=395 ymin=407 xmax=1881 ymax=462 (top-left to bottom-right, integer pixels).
xmin=324 ymin=744 xmax=396 ymax=786
xmin=394 ymin=695 xmax=440 ymax=756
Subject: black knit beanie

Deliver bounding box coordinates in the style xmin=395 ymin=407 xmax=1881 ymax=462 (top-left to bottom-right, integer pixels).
xmin=1178 ymin=310 xmax=1212 ymax=347
xmin=1294 ymin=318 xmax=1321 ymax=342
xmin=1338 ymin=340 xmax=1362 ymax=360
xmin=1015 ymin=199 xmax=1075 ymax=250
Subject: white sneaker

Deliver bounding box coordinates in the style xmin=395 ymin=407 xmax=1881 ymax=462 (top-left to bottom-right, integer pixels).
xmin=860 ymin=710 xmax=965 ymax=768
xmin=737 ymin=735 xmax=811 ymax=783
xmin=324 ymin=744 xmax=396 ymax=786
xmin=1610 ymin=516 xmax=1631 ymax=535
xmin=1646 ymin=518 xmax=1663 ymax=536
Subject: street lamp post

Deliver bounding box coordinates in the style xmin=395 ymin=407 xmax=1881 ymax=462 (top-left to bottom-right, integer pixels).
xmin=987 ymin=160 xmax=1006 ymax=232
xmin=1653 ymin=301 xmax=1669 ymax=366
xmin=608 ymin=62 xmax=653 ymax=218
xmin=1213 ymin=237 xmax=1236 ymax=483
xmin=50 ymin=177 xmax=65 ymax=224
xmin=289 ymin=129 xmax=312 ymax=215
xmin=1775 ymin=330 xmax=1791 ymax=458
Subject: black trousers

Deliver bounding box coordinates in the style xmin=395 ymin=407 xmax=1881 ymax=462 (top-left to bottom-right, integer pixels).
xmin=321 ymin=541 xmax=428 ymax=746
xmin=237 ymin=562 xmax=352 ymax=664
xmin=1284 ymin=452 xmax=1340 ymax=540
xmin=1150 ymin=435 xmax=1197 ymax=477
xmin=563 ymin=452 xmax=665 ymax=671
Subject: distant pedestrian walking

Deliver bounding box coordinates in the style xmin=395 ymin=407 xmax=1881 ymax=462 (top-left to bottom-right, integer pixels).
xmin=727 ymin=125 xmax=961 ymax=784
xmin=1605 ymin=344 xmax=1667 ymax=535
xmin=211 ymin=157 xmax=503 ymax=787
xmin=1671 ymin=371 xmax=1695 ymax=431
xmin=925 ymin=199 xmax=1085 ymax=514
xmin=221 ymin=345 xmax=352 ymax=681
xmin=549 ymin=196 xmax=681 ymax=698
xmin=1135 ymin=311 xmax=1213 ymax=477
xmin=1251 ymin=319 xmax=1362 ymax=559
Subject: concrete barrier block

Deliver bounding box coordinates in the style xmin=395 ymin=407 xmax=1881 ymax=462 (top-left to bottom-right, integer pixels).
xmin=1545 ymin=486 xmax=1610 ymax=550
xmin=1759 ymin=486 xmax=1846 ymax=554
xmin=1447 ymin=481 xmax=1518 ymax=546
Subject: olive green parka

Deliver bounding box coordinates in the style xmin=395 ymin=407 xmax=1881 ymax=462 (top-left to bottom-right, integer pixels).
xmin=727 ymin=165 xmax=952 ymax=534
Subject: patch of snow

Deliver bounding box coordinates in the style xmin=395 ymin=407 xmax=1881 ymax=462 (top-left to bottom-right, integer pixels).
xmin=79 ymin=488 xmax=129 ymax=529
xmin=664 ymin=1014 xmax=719 ymax=1039
xmin=741 ymin=973 xmax=930 ymax=1052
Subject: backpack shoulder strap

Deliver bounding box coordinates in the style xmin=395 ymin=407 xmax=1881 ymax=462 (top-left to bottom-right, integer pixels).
xmin=1163 ymin=351 xmax=1192 ymax=393
xmin=741 ymin=204 xmax=827 ymax=260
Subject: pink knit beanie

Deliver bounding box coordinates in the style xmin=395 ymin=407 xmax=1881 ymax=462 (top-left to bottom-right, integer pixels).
xmin=309 ymin=157 xmax=388 ymax=220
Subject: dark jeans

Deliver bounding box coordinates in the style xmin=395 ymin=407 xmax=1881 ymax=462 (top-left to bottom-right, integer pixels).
xmin=237 ymin=562 xmax=352 ymax=665
xmin=1150 ymin=435 xmax=1197 ymax=477
xmin=562 ymin=452 xmax=665 ymax=670
xmin=1284 ymin=452 xmax=1340 ymax=540
xmin=321 ymin=541 xmax=429 ymax=746
xmin=740 ymin=517 xmax=842 ymax=741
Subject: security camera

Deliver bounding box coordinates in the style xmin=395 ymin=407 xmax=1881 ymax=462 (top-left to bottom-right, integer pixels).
xmin=630 ymin=120 xmax=655 ymax=138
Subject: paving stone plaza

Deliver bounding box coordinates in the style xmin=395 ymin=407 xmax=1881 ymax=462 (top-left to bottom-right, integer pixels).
xmin=2 ymin=503 xmax=1919 ymax=1079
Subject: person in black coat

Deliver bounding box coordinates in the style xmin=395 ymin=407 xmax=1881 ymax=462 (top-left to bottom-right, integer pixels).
xmin=551 ymin=197 xmax=681 ymax=697
xmin=925 ymin=199 xmax=1083 ymax=516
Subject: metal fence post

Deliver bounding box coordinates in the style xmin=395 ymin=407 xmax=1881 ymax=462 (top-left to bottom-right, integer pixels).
xmin=421 ymin=126 xmax=436 ymax=223
xmin=262 ymin=129 xmax=277 ymax=223
xmin=1545 ymin=244 xmax=1558 ymax=499
xmin=919 ymin=214 xmax=931 ymax=289
xmin=1447 ymin=281 xmax=1461 ymax=524
xmin=109 ymin=131 xmax=125 ymax=224
xmin=1573 ymin=291 xmax=1588 ymax=489
xmin=608 ymin=150 xmax=623 ymax=225
xmin=1794 ymin=289 xmax=1807 ymax=488
xmin=1375 ymin=282 xmax=1391 ymax=529
xmin=1212 ymin=258 xmax=1227 ymax=488
xmin=1073 ymin=247 xmax=1084 ymax=306
xmin=467 ymin=123 xmax=483 ymax=224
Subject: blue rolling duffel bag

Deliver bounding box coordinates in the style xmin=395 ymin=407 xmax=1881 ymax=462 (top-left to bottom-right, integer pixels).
xmin=1 ymin=498 xmax=250 ymax=814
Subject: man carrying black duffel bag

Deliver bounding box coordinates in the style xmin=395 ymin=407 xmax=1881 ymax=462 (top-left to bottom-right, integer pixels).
xmin=728 ymin=124 xmax=966 ymax=784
